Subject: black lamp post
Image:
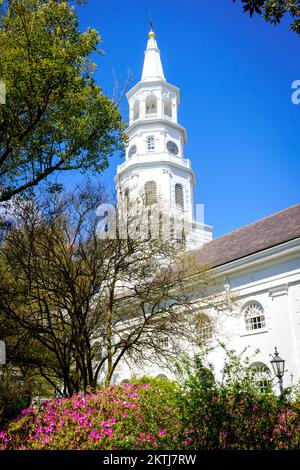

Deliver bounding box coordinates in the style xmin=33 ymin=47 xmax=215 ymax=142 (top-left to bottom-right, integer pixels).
xmin=270 ymin=347 xmax=285 ymax=395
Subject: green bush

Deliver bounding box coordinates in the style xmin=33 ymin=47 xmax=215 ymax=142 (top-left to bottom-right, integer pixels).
xmin=1 ymin=355 xmax=299 ymax=450
xmin=177 ymin=351 xmax=300 ymax=450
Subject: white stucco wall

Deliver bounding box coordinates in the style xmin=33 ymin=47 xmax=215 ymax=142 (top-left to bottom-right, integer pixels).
xmin=113 ymin=239 xmax=300 ymax=391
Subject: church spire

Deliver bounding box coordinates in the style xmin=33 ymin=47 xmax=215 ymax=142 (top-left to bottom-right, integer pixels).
xmin=141 ymin=25 xmax=165 ymax=82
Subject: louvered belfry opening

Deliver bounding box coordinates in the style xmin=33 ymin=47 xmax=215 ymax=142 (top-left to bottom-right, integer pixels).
xmin=145 ymin=181 xmax=157 ymax=206
xmin=145 ymin=94 xmax=157 ymax=115
xmin=133 ymin=100 xmax=140 ymax=120
xmin=175 ymin=183 xmax=184 ymax=209
xmin=163 ymin=97 xmax=172 ymax=118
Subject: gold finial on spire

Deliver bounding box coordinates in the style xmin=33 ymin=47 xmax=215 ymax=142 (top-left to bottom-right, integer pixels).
xmin=149 ymin=13 xmax=155 ymax=38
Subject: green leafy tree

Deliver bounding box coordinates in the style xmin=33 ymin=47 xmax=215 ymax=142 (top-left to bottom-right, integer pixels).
xmin=233 ymin=0 xmax=300 ymax=35
xmin=0 ymin=0 xmax=125 ymax=202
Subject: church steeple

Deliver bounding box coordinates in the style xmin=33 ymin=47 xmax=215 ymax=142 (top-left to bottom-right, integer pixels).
xmin=115 ymin=26 xmax=213 ymax=250
xmin=141 ymin=27 xmax=165 ymax=82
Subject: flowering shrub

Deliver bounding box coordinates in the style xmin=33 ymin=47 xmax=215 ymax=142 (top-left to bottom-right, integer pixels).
xmin=0 ymin=378 xmax=188 ymax=450
xmin=178 ymin=352 xmax=300 ymax=450
xmin=0 ymin=366 xmax=299 ymax=450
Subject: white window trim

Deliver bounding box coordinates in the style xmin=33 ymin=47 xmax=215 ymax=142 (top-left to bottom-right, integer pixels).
xmin=240 ymin=301 xmax=268 ymax=337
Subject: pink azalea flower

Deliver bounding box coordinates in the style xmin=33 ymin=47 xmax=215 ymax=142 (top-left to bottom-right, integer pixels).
xmin=90 ymin=431 xmax=102 ymax=441
xmin=103 ymin=428 xmax=113 ymax=437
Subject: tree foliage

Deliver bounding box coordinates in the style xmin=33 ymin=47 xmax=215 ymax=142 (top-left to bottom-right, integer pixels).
xmin=0 ymin=185 xmax=231 ymax=395
xmin=233 ymin=0 xmax=300 ymax=35
xmin=0 ymin=0 xmax=125 ymax=202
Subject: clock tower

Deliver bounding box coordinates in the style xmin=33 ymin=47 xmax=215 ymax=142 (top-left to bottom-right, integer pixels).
xmin=115 ymin=27 xmax=212 ymax=249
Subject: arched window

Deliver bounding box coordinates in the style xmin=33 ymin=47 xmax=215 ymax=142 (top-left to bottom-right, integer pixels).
xmin=156 ymin=374 xmax=168 ymax=380
xmin=146 ymin=135 xmax=155 ymax=152
xmin=128 ymin=145 xmax=137 ymax=158
xmin=175 ymin=183 xmax=184 ymax=209
xmin=133 ymin=100 xmax=140 ymax=120
xmin=195 ymin=314 xmax=213 ymax=343
xmin=163 ymin=97 xmax=172 ymax=118
xmin=120 ymin=379 xmax=130 ymax=385
xmin=145 ymin=94 xmax=157 ymax=115
xmin=244 ymin=302 xmax=266 ymax=332
xmin=249 ymin=362 xmax=272 ymax=393
xmin=145 ymin=181 xmax=157 ymax=206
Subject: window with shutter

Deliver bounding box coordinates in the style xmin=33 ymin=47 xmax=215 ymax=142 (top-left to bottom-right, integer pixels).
xmin=145 ymin=181 xmax=157 ymax=206
xmin=175 ymin=183 xmax=184 ymax=209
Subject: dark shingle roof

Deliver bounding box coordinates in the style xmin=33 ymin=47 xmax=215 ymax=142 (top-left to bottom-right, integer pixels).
xmin=187 ymin=203 xmax=300 ymax=274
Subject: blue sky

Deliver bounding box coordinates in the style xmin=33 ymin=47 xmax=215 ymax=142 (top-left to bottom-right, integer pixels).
xmin=71 ymin=0 xmax=300 ymax=238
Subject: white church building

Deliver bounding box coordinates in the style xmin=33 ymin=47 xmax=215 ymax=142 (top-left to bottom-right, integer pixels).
xmin=114 ymin=27 xmax=300 ymax=389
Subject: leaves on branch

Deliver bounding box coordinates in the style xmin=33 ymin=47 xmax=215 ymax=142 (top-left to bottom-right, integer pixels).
xmin=233 ymin=0 xmax=300 ymax=35
xmin=0 ymin=0 xmax=126 ymax=202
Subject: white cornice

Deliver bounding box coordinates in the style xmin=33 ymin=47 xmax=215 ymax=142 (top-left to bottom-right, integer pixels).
xmin=126 ymin=118 xmax=187 ymax=144
xmin=126 ymin=80 xmax=180 ymax=101
xmin=115 ymin=158 xmax=196 ymax=186
xmin=184 ymin=237 xmax=300 ymax=287
xmin=213 ymin=238 xmax=300 ymax=276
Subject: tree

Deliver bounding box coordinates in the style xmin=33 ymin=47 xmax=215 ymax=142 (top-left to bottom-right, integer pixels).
xmin=233 ymin=0 xmax=300 ymax=35
xmin=0 ymin=297 xmax=55 ymax=423
xmin=0 ymin=185 xmax=233 ymax=394
xmin=0 ymin=0 xmax=125 ymax=202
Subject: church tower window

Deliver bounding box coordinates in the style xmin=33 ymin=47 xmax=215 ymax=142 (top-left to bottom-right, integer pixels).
xmin=249 ymin=362 xmax=272 ymax=392
xmin=133 ymin=100 xmax=140 ymax=120
xmin=124 ymin=188 xmax=130 ymax=211
xmin=195 ymin=313 xmax=213 ymax=343
xmin=128 ymin=145 xmax=137 ymax=158
xmin=163 ymin=97 xmax=172 ymax=118
xmin=175 ymin=183 xmax=184 ymax=210
xmin=167 ymin=140 xmax=179 ymax=155
xmin=145 ymin=95 xmax=157 ymax=115
xmin=145 ymin=181 xmax=157 ymax=206
xmin=244 ymin=302 xmax=266 ymax=331
xmin=146 ymin=135 xmax=155 ymax=152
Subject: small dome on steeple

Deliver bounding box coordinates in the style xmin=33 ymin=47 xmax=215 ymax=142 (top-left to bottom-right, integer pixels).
xmin=148 ymin=30 xmax=155 ymax=39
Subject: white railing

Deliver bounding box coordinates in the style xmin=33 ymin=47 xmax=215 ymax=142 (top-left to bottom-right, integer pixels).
xmin=117 ymin=153 xmax=191 ymax=173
